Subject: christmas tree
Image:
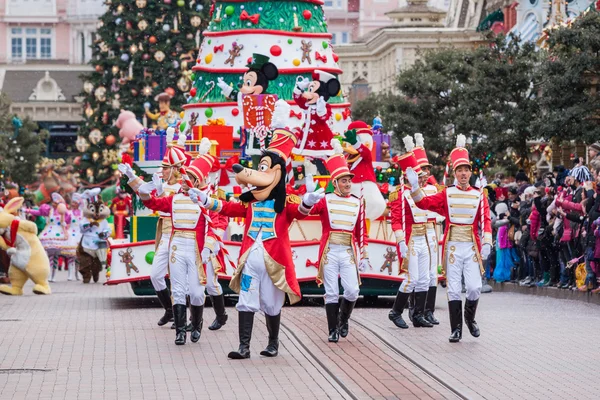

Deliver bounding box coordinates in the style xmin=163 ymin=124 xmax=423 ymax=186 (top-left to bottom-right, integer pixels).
xmin=182 ymin=0 xmax=351 ymax=157
xmin=77 ymin=0 xmax=209 ymax=185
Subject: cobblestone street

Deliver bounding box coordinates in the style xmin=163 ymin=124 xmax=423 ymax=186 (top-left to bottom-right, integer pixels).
xmin=2 ymin=278 xmax=600 ymax=400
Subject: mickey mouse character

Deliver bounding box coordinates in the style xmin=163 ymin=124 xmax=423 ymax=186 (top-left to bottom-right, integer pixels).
xmin=217 ymin=53 xmax=279 ymax=101
xmin=293 ymin=70 xmax=341 ymax=157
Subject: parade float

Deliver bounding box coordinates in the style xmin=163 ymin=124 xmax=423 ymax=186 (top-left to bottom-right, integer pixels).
xmin=107 ymin=0 xmax=445 ymax=299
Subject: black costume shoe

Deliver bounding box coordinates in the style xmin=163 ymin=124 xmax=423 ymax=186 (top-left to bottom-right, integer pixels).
xmin=448 ymin=300 xmax=463 ymax=343
xmin=173 ymin=304 xmax=187 ymax=345
xmin=228 ymin=311 xmax=254 ymax=359
xmin=388 ymin=291 xmax=410 ymax=329
xmin=190 ymin=305 xmax=204 ymax=343
xmin=208 ymin=295 xmax=228 ymax=331
xmin=424 ymin=286 xmax=440 ymax=325
xmin=412 ymin=291 xmax=434 ymax=328
xmin=338 ymin=298 xmax=356 ymax=338
xmin=155 ymin=288 xmax=174 ymax=326
xmin=260 ymin=313 xmax=280 ymax=357
xmin=325 ymin=303 xmax=340 ymax=342
xmin=407 ymin=291 xmax=415 ymax=323
xmin=464 ymin=299 xmax=480 ymax=338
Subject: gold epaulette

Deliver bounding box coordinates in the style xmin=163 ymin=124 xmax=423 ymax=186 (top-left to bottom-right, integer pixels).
xmin=217 ymin=188 xmax=226 ymax=200
xmin=286 ymin=194 xmax=301 ymax=205
xmin=435 ymin=184 xmax=445 ymax=193
xmin=389 ymin=189 xmax=400 ymax=202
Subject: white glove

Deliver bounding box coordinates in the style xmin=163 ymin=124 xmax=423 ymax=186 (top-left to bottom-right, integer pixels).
xmin=358 ymin=258 xmax=371 ymax=272
xmin=217 ymin=77 xmax=233 ymax=98
xmin=405 ymin=167 xmax=419 ymax=192
xmin=305 ymin=174 xmax=317 ymax=193
xmin=118 ymin=163 xmax=136 ymax=180
xmin=302 ymin=188 xmax=325 ymax=207
xmin=6 ymin=247 xmax=17 ymax=256
xmin=316 ymin=96 xmax=327 ymax=117
xmin=138 ymin=181 xmax=156 ymax=195
xmin=189 ymin=188 xmax=208 ymax=206
xmin=201 ymin=247 xmax=212 ymax=264
xmin=398 ymin=241 xmax=409 ymax=258
xmin=152 ymin=173 xmax=164 ymax=196
xmin=296 ymin=77 xmax=310 ymax=90
xmin=480 ymin=243 xmax=492 ymax=260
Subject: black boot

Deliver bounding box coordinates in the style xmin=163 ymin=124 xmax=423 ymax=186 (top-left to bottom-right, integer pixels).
xmin=388 ymin=292 xmax=410 ymax=329
xmin=412 ymin=291 xmax=434 ymax=328
xmin=208 ymin=295 xmax=228 ymax=331
xmin=407 ymin=291 xmax=415 ymax=323
xmin=464 ymin=299 xmax=480 ymax=338
xmin=173 ymin=304 xmax=187 ymax=345
xmin=338 ymin=298 xmax=356 ymax=338
xmin=190 ymin=305 xmax=204 ymax=343
xmin=260 ymin=314 xmax=280 ymax=357
xmin=424 ymin=286 xmax=439 ymax=325
xmin=325 ymin=303 xmax=340 ymax=342
xmin=155 ymin=288 xmax=174 ymax=326
xmin=448 ymin=300 xmax=462 ymax=343
xmin=228 ymin=311 xmax=254 ymax=359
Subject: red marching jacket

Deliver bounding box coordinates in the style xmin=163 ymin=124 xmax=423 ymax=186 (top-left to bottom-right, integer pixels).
xmin=349 ymin=142 xmax=377 ymax=183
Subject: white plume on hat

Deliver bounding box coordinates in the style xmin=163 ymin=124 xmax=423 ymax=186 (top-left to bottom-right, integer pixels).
xmin=198 ymin=137 xmax=211 ymax=156
xmin=414 ymin=133 xmax=424 ymax=147
xmin=402 ymin=135 xmax=415 ymax=152
xmin=177 ymin=130 xmax=187 ymax=147
xmin=331 ymin=139 xmax=343 ymax=155
xmin=166 ymin=127 xmax=175 ymax=145
xmin=271 ymin=99 xmax=291 ymax=129
xmin=456 ymin=134 xmax=466 ymax=148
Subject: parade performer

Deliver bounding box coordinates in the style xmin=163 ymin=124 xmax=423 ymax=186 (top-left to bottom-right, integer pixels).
xmin=217 ymin=53 xmax=279 ymax=102
xmin=111 ymin=188 xmax=132 ymax=240
xmin=292 ymin=70 xmax=341 ymax=156
xmin=65 ymin=193 xmax=85 ymax=281
xmin=388 ymin=144 xmax=434 ymax=330
xmin=406 ymin=135 xmax=492 ymax=343
xmin=411 ymin=133 xmax=442 ymax=325
xmin=144 ymin=92 xmax=180 ymax=131
xmin=309 ymin=140 xmax=369 ymax=343
xmin=121 ymin=138 xmax=215 ymax=346
xmin=343 ymin=122 xmax=387 ymax=221
xmin=190 ymin=128 xmax=324 ymax=359
xmin=25 ymin=193 xmax=70 ymax=282
xmin=119 ymin=128 xmax=187 ymax=327
xmin=77 ymin=189 xmax=111 ymax=284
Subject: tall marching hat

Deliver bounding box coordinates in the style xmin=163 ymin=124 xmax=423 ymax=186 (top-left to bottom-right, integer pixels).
xmin=162 ymin=127 xmax=191 ymax=167
xmin=267 ymin=128 xmax=298 ymax=161
xmin=449 ymin=134 xmax=470 ymax=170
xmin=186 ymin=138 xmax=216 ymax=183
xmin=394 ymin=136 xmax=425 ymax=176
xmin=326 ymin=139 xmax=354 ymax=181
xmin=412 ymin=133 xmax=431 ymax=168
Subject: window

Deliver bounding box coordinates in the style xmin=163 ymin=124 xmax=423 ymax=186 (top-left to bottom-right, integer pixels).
xmin=331 ymin=33 xmax=337 ymax=45
xmin=331 ymin=32 xmax=349 ymax=45
xmin=9 ymin=27 xmax=52 ymax=60
xmin=324 ymin=0 xmax=344 ymax=9
xmin=341 ymin=32 xmax=349 ymax=43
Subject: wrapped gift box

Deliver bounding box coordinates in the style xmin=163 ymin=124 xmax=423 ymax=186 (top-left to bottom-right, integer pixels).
xmin=196 ymin=125 xmax=234 ymax=156
xmin=242 ymin=94 xmax=278 ymax=130
xmin=146 ymin=134 xmax=167 ymax=161
xmin=373 ymin=133 xmax=391 ymax=161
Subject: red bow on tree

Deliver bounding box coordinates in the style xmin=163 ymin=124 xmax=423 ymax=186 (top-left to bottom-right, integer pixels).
xmin=315 ymin=52 xmax=327 ymax=63
xmin=286 ymin=183 xmax=307 ymax=196
xmin=289 ymin=110 xmax=303 ymax=119
xmin=379 ymin=183 xmax=390 ymax=195
xmin=217 ymin=155 xmax=239 ymax=186
xmin=240 ymin=10 xmax=260 ymax=24
xmin=213 ymin=44 xmax=224 ymax=53
xmin=342 ymin=108 xmax=351 ymax=120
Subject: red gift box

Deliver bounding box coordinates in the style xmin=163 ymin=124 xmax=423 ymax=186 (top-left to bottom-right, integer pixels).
xmin=200 ymin=125 xmax=234 ymax=156
xmin=242 ymin=94 xmax=278 ymax=130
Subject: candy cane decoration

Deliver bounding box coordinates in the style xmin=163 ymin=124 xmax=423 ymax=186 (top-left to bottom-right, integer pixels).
xmin=479 ymin=168 xmax=485 ymax=240
xmin=359 ymin=183 xmax=366 ymax=260
xmin=442 ymin=161 xmax=450 ymax=187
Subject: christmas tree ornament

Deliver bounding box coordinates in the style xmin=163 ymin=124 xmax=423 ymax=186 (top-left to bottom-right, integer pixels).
xmin=105 ymin=135 xmax=116 ymax=146
xmin=177 ymin=0 xmax=185 ymax=6
xmin=92 ymin=152 xmax=100 ymax=162
xmin=94 ymin=86 xmax=107 ymax=102
xmin=112 ymin=98 xmax=121 ymax=109
xmin=112 ymin=65 xmax=120 ymax=74
xmin=205 ymin=53 xmax=213 ymax=63
xmin=149 ymin=36 xmax=157 ymax=44
xmin=89 ymin=129 xmax=103 ymax=145
xmin=332 ymin=53 xmax=339 ymax=63
xmin=117 ymin=36 xmax=124 ymax=43
xmin=165 ymin=87 xmax=176 ymax=97
xmin=115 ymin=18 xmax=122 ymax=25
xmin=213 ymin=5 xmax=223 ymax=22
xmin=83 ymin=82 xmax=94 ymax=93
xmin=190 ymin=87 xmax=197 ymax=96
xmin=121 ymin=53 xmax=130 ymax=62
xmin=293 ymin=58 xmax=301 ymax=66
xmin=129 ymin=44 xmax=138 ymax=54
xmin=136 ymin=0 xmax=147 ymax=8
xmin=85 ymin=104 xmax=94 ymax=117
xmin=232 ymin=108 xmax=239 ymax=116
xmin=190 ymin=15 xmax=202 ymax=27
xmin=154 ymin=51 xmax=166 ymax=62
xmin=225 ymin=5 xmax=234 ymax=15
xmin=164 ymin=0 xmax=171 ymax=3
xmin=205 ymin=108 xmax=213 ymax=118
xmin=76 ymin=136 xmax=90 ymax=153
xmin=270 ymin=45 xmax=282 ymax=57
xmin=131 ymin=88 xmax=139 ymax=96
xmin=322 ymin=41 xmax=328 ymax=49
xmin=163 ymin=24 xmax=171 ymax=32
xmin=95 ymin=65 xmax=104 ymax=73
xmin=288 ymin=38 xmax=293 ymax=44
xmin=99 ymin=42 xmax=108 ymax=52
xmin=142 ymin=53 xmax=150 ymax=60
xmin=293 ymin=13 xmax=302 ymax=31
xmin=177 ymin=76 xmax=191 ymax=92
xmin=302 ymin=10 xmax=312 ymax=19
xmin=335 ymin=113 xmax=342 ymax=121
xmin=126 ymin=21 xmax=133 ymax=30
xmin=116 ymin=4 xmax=124 ymax=14
xmin=138 ymin=19 xmax=148 ymax=30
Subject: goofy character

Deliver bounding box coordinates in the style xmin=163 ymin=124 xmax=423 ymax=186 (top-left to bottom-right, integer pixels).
xmin=190 ymin=129 xmax=324 ymax=359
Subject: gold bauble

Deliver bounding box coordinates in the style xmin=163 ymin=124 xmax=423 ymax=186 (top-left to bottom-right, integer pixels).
xmin=142 ymin=86 xmax=153 ymax=96
xmin=129 ymin=44 xmax=138 ymax=54
xmin=116 ymin=5 xmax=124 ymax=14
xmin=92 ymin=152 xmax=100 ymax=161
xmin=111 ymin=65 xmax=120 ymax=75
xmin=85 ymin=104 xmax=94 ymax=117
xmin=138 ymin=20 xmax=148 ymax=30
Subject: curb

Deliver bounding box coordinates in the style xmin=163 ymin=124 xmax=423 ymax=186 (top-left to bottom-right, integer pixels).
xmin=491 ymin=281 xmax=600 ymax=306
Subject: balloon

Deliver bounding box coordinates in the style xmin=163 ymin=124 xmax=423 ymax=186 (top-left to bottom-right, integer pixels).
xmin=145 ymin=251 xmax=155 ymax=264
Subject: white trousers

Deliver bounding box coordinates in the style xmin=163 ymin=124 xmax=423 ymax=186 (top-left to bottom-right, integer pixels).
xmin=446 ymin=241 xmax=482 ymax=302
xmin=169 ymin=236 xmax=205 ymax=306
xmin=205 ymin=259 xmax=222 ymax=296
xmin=398 ymin=235 xmax=430 ymax=293
xmin=427 ymin=227 xmax=438 ymax=287
xmin=150 ymin=237 xmax=170 ymax=291
xmin=236 ymin=244 xmax=285 ymax=316
xmin=323 ymin=244 xmax=359 ymax=304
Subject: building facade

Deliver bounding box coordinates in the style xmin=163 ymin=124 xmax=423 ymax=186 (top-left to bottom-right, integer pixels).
xmin=0 ymin=0 xmax=104 ymax=158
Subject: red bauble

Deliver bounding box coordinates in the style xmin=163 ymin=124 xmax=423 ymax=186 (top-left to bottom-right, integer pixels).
xmin=231 ymin=108 xmax=239 ymax=116
xmin=332 ymin=53 xmax=339 ymax=63
xmin=131 ymin=89 xmax=138 ymax=96
xmin=149 ymin=36 xmax=157 ymax=44
xmin=190 ymin=87 xmax=197 ymax=96
xmin=247 ymin=57 xmax=253 ymax=64
xmin=95 ymin=65 xmax=104 ymax=73
xmin=142 ymin=53 xmax=150 ymax=60
xmin=116 ymin=36 xmax=124 ymax=43
xmin=270 ymin=45 xmax=282 ymax=57
xmin=165 ymin=87 xmax=176 ymax=97
xmin=74 ymin=156 xmax=81 ymax=166
xmin=302 ymin=10 xmax=312 ymax=19
xmin=105 ymin=135 xmax=116 ymax=146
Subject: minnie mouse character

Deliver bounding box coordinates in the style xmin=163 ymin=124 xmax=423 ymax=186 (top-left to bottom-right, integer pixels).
xmin=217 ymin=53 xmax=279 ymax=101
xmin=293 ymin=70 xmax=341 ymax=157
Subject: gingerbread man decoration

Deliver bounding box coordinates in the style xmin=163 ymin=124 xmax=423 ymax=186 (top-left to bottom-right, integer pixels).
xmin=186 ymin=112 xmax=199 ymax=137
xmin=225 ymin=42 xmax=244 ymax=67
xmin=118 ymin=248 xmax=140 ymax=276
xmin=301 ymin=40 xmax=312 ymax=64
xmin=380 ymin=247 xmax=397 ymax=275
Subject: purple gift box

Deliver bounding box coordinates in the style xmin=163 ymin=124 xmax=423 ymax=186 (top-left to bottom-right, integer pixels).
xmin=372 ymin=133 xmax=391 ymax=161
xmin=146 ymin=134 xmax=167 ymax=161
